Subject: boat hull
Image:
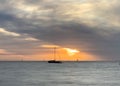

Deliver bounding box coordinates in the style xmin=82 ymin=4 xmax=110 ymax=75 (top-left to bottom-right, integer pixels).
xmin=48 ymin=60 xmax=62 ymax=63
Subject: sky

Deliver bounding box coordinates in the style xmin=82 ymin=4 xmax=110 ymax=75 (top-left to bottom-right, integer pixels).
xmin=0 ymin=0 xmax=120 ymax=61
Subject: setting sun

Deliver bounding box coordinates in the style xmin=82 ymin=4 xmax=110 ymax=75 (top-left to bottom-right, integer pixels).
xmin=64 ymin=48 xmax=79 ymax=56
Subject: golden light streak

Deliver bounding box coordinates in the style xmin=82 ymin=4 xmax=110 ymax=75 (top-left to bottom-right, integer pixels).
xmin=41 ymin=44 xmax=59 ymax=48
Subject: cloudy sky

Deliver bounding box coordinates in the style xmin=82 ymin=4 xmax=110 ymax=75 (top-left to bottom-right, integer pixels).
xmin=0 ymin=0 xmax=120 ymax=61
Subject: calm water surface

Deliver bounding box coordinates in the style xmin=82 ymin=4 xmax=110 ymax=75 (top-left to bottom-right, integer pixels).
xmin=0 ymin=61 xmax=120 ymax=86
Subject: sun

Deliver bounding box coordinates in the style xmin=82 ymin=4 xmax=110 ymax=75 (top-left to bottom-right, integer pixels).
xmin=64 ymin=48 xmax=79 ymax=56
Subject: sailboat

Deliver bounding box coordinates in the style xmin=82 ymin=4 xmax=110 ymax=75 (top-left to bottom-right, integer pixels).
xmin=48 ymin=47 xmax=62 ymax=63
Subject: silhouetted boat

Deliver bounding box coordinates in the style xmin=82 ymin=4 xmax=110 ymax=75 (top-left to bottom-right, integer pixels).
xmin=48 ymin=47 xmax=62 ymax=63
xmin=48 ymin=60 xmax=62 ymax=63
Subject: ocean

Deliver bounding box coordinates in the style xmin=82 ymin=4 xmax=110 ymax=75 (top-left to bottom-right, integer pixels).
xmin=0 ymin=61 xmax=120 ymax=86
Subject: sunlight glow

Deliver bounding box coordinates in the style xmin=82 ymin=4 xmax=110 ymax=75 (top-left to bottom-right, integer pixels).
xmin=64 ymin=48 xmax=79 ymax=56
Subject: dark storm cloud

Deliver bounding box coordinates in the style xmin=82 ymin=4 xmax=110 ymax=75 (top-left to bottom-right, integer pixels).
xmin=26 ymin=22 xmax=120 ymax=60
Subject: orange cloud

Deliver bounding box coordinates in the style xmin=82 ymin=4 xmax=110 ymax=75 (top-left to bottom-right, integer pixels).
xmin=40 ymin=44 xmax=59 ymax=48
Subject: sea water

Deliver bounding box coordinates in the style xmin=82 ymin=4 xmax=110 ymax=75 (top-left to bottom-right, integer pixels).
xmin=0 ymin=61 xmax=120 ymax=86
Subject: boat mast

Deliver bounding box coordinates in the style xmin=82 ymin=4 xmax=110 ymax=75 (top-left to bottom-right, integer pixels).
xmin=53 ymin=47 xmax=56 ymax=60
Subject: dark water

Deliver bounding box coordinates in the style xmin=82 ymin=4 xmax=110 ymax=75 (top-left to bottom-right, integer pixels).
xmin=0 ymin=61 xmax=120 ymax=86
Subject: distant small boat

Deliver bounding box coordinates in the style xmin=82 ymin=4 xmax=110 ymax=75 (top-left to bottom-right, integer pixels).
xmin=48 ymin=47 xmax=62 ymax=63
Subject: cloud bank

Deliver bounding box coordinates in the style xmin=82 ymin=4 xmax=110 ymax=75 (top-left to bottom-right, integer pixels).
xmin=0 ymin=0 xmax=120 ymax=60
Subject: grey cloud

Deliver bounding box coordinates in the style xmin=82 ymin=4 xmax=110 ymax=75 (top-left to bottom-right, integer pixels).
xmin=0 ymin=34 xmax=40 ymax=55
xmin=0 ymin=0 xmax=120 ymax=60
